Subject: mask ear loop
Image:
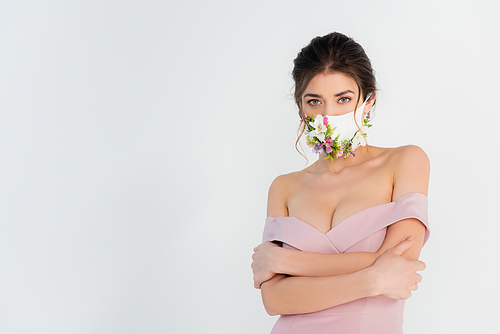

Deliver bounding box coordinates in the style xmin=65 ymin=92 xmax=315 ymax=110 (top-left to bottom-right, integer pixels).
xmin=353 ymin=93 xmax=373 ymax=146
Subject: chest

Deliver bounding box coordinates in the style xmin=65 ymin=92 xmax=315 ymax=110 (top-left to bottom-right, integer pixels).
xmin=287 ymin=164 xmax=394 ymax=233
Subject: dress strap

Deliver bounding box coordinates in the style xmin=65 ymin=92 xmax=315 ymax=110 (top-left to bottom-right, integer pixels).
xmin=330 ymin=192 xmax=429 ymax=253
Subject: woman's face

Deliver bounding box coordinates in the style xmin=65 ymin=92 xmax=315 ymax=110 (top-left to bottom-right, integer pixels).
xmin=301 ymin=72 xmax=372 ymax=118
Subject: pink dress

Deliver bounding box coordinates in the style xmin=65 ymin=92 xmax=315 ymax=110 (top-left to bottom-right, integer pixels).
xmin=262 ymin=192 xmax=430 ymax=334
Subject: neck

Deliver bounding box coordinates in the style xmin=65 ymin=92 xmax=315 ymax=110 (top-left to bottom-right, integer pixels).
xmin=310 ymin=145 xmax=371 ymax=174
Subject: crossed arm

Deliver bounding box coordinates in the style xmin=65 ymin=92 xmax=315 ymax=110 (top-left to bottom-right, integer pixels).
xmin=256 ymin=219 xmax=426 ymax=315
xmin=253 ymin=146 xmax=430 ymax=316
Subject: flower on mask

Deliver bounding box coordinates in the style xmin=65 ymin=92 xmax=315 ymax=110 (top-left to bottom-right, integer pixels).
xmin=353 ymin=122 xmax=371 ymax=148
xmin=352 ymin=132 xmax=365 ymax=148
xmin=312 ymin=143 xmax=323 ymax=154
xmin=303 ymin=112 xmax=373 ymax=160
xmin=306 ymin=115 xmax=328 ymax=142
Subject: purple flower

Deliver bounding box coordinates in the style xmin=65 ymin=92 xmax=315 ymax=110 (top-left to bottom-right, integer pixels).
xmin=313 ymin=143 xmax=323 ymax=154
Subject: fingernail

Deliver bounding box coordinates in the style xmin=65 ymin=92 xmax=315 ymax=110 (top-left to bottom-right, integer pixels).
xmin=407 ymin=236 xmax=414 ymax=241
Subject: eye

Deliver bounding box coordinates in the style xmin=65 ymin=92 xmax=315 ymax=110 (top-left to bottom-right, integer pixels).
xmin=338 ymin=97 xmax=351 ymax=104
xmin=307 ymin=99 xmax=321 ymax=106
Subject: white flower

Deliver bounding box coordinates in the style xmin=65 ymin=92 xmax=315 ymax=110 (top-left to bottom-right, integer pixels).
xmin=353 ymin=130 xmax=367 ymax=147
xmin=307 ymin=116 xmax=327 ymax=142
xmin=361 ymin=125 xmax=371 ymax=135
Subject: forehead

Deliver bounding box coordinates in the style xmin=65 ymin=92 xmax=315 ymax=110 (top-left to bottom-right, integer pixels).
xmin=303 ymin=72 xmax=358 ymax=96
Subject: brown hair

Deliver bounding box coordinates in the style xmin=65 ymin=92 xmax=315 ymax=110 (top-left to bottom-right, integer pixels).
xmin=292 ymin=32 xmax=377 ymax=156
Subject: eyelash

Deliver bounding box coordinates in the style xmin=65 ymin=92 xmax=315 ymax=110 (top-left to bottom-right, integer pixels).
xmin=307 ymin=99 xmax=321 ymax=106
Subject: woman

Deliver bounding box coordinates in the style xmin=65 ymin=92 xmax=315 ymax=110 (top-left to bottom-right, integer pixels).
xmin=252 ymin=32 xmax=430 ymax=333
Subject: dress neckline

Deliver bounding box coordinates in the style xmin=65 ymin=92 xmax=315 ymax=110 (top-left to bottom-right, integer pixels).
xmin=268 ymin=192 xmax=427 ymax=235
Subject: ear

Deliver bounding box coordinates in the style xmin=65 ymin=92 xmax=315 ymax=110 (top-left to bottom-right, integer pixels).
xmin=363 ymin=92 xmax=376 ymax=114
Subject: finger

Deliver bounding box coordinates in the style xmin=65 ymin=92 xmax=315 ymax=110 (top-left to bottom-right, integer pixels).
xmin=416 ymin=273 xmax=422 ymax=283
xmin=412 ymin=283 xmax=418 ymax=291
xmin=414 ymin=260 xmax=426 ymax=271
xmin=389 ymin=236 xmax=414 ymax=256
xmin=253 ymin=275 xmax=260 ymax=289
xmin=253 ymin=245 xmax=260 ymax=252
xmin=416 ymin=274 xmax=422 ymax=283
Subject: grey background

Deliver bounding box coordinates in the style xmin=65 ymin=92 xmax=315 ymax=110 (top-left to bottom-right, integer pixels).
xmin=1 ymin=0 xmax=499 ymax=333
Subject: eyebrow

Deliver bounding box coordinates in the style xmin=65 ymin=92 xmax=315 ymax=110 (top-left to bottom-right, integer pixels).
xmin=303 ymin=90 xmax=355 ymax=99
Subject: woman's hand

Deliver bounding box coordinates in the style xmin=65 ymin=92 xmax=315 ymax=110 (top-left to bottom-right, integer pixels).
xmin=370 ymin=236 xmax=426 ymax=299
xmin=252 ymin=241 xmax=280 ymax=289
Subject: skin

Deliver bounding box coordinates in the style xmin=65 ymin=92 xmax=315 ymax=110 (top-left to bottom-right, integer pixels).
xmin=252 ymin=72 xmax=430 ymax=316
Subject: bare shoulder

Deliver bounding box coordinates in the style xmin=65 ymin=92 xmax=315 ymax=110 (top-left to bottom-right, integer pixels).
xmin=386 ymin=145 xmax=430 ymax=169
xmin=267 ymin=172 xmax=301 ymax=217
xmin=388 ymin=145 xmax=430 ymax=199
